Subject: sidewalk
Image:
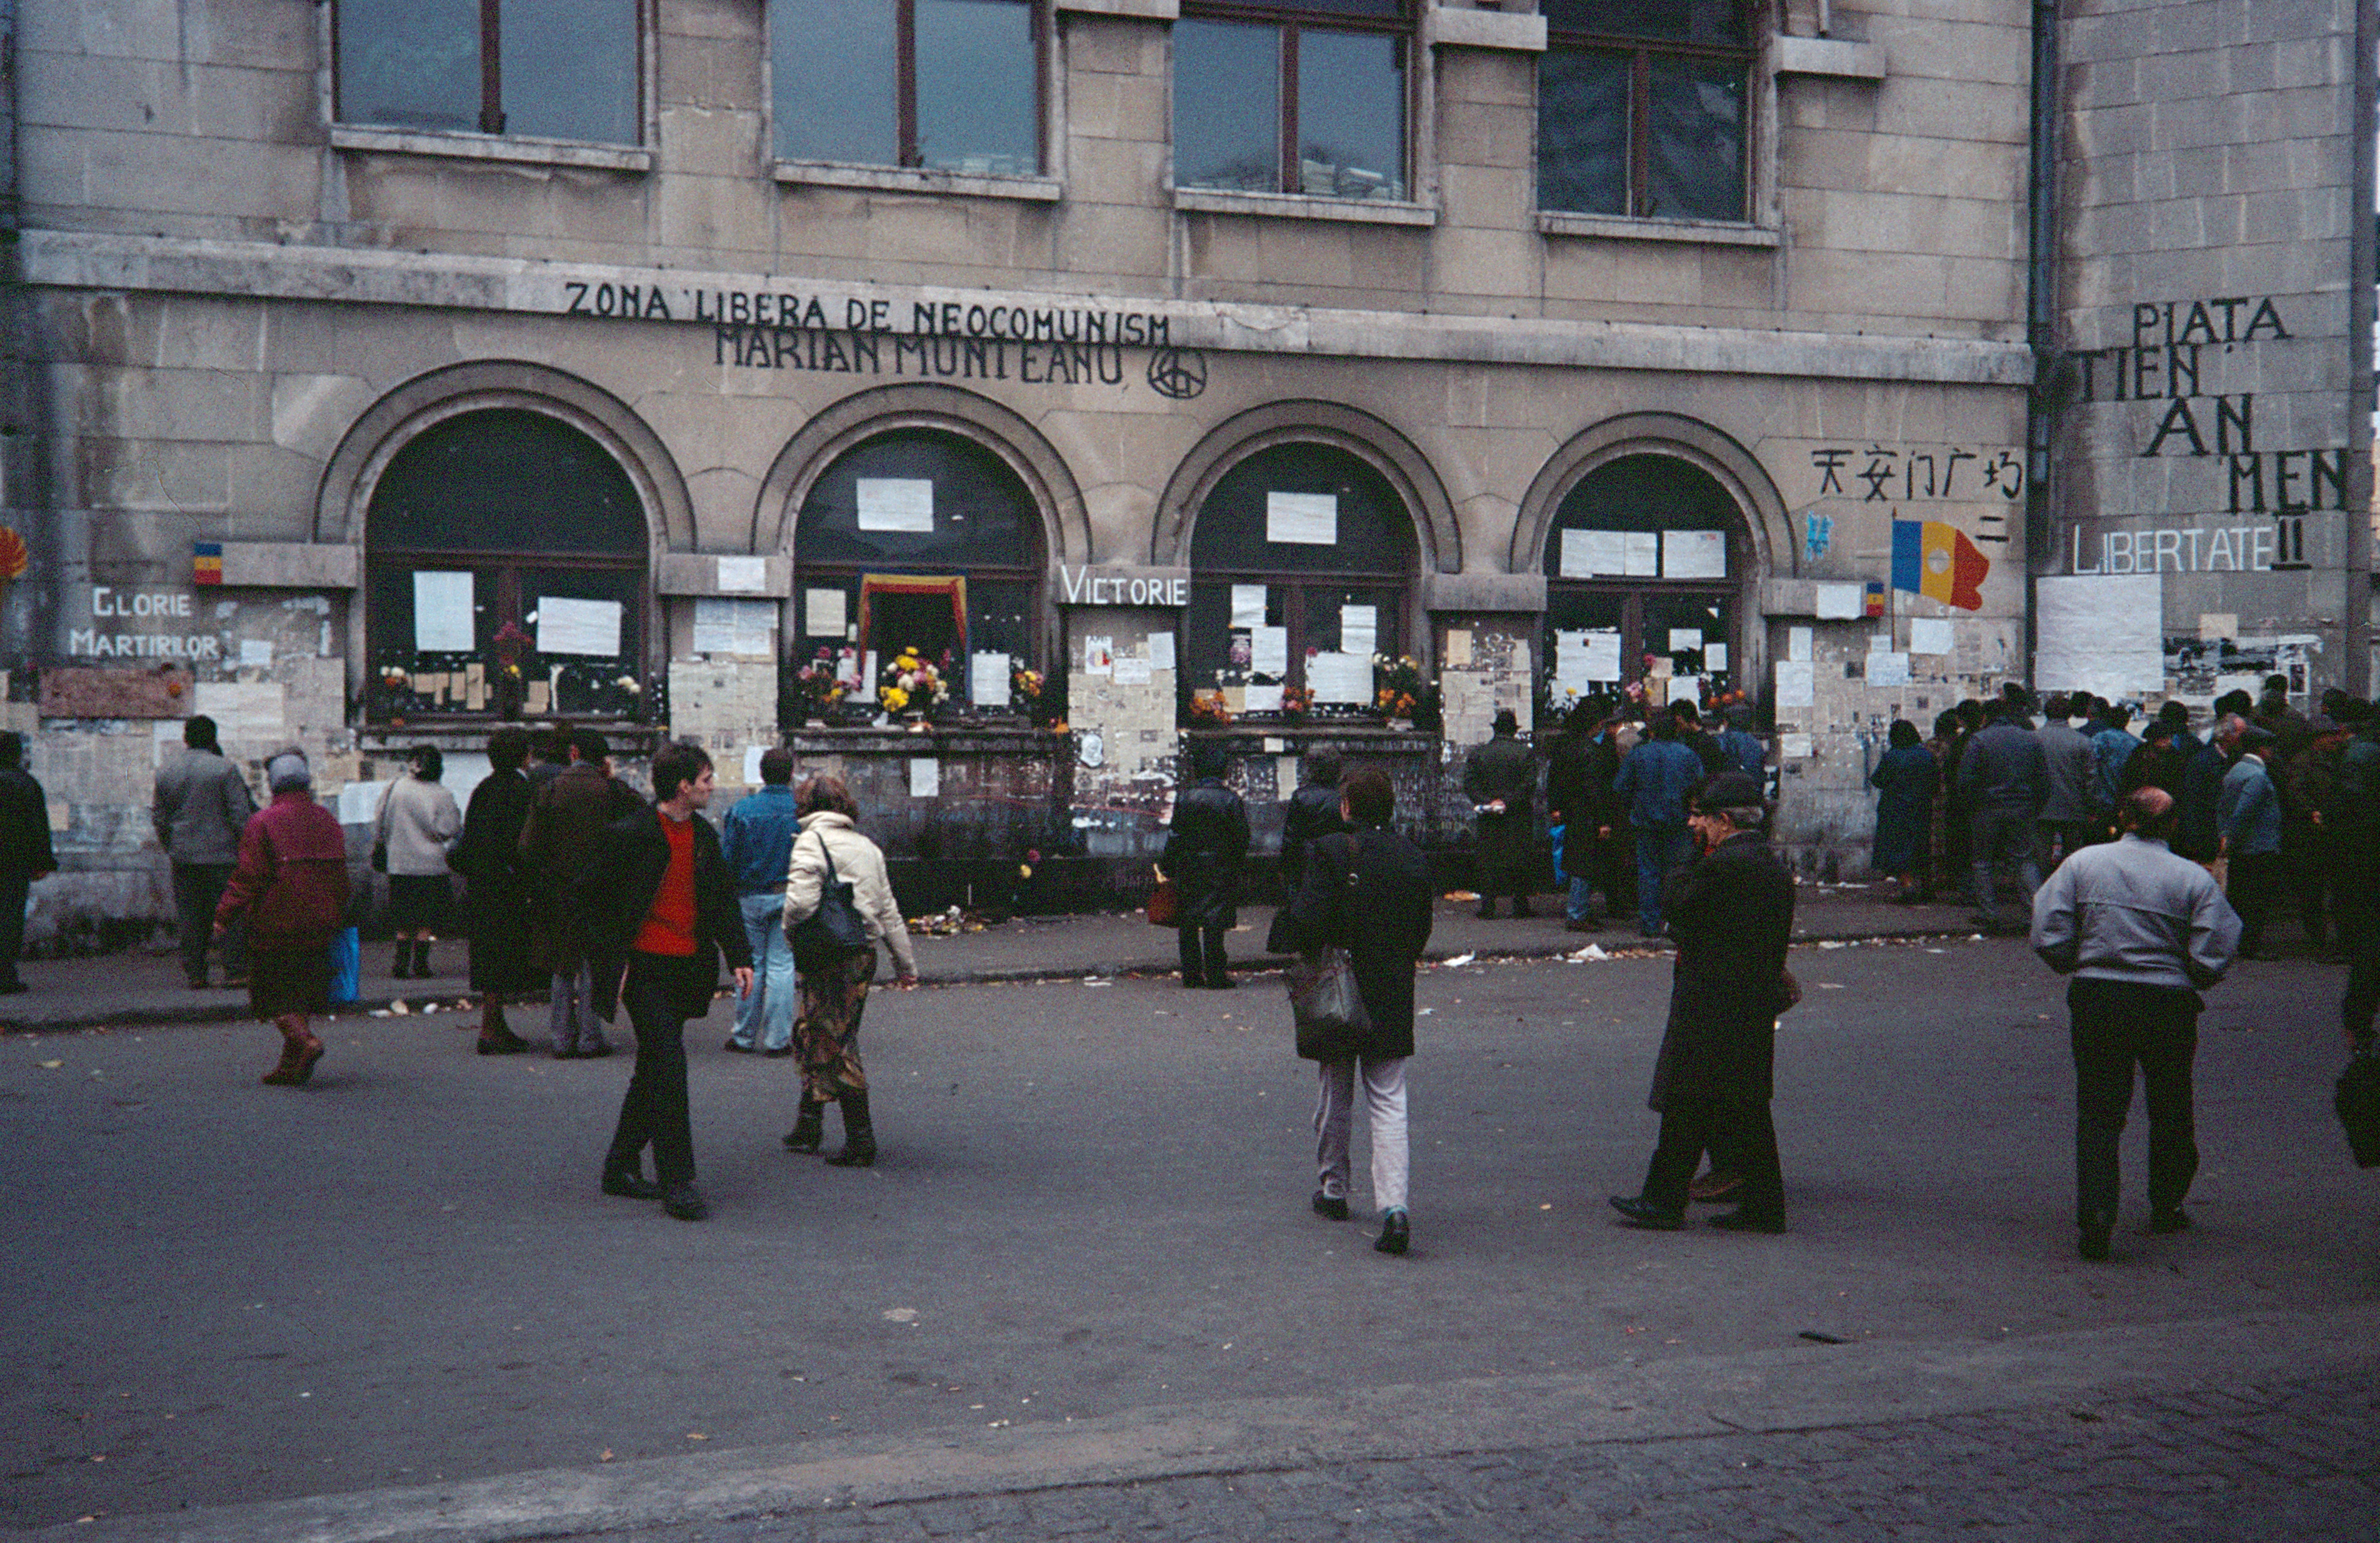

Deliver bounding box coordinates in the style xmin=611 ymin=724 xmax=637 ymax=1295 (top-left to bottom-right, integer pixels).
xmin=0 ymin=883 xmax=2146 ymax=1032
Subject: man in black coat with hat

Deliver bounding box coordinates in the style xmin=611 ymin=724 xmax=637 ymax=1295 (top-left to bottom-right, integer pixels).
xmin=1609 ymin=770 xmax=1796 ymax=1233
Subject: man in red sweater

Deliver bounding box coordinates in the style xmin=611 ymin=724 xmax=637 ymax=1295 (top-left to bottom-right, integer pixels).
xmin=587 ymin=743 xmax=752 ymax=1221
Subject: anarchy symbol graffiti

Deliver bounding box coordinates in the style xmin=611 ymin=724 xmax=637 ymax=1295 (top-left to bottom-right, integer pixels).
xmin=1146 ymin=347 xmax=1209 ymax=400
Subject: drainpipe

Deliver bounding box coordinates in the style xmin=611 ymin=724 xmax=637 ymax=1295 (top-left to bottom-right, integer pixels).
xmin=2346 ymin=0 xmax=2378 ymax=695
xmin=2022 ymin=0 xmax=2059 ymax=691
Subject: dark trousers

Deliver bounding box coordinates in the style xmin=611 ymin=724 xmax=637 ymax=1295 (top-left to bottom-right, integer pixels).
xmin=1969 ymin=807 xmax=2044 ymax=926
xmin=605 ymin=952 xmax=709 ymax=1186
xmin=1177 ymin=923 xmax=1228 ymax=986
xmin=171 ymin=861 xmax=246 ymax=984
xmin=2285 ymin=834 xmax=2338 ymax=947
xmin=0 ymin=868 xmax=26 ymax=987
xmin=1641 ymin=1095 xmax=1784 ymax=1221
xmin=1635 ymin=823 xmax=1695 ymax=931
xmin=2069 ymin=978 xmax=2200 ymax=1228
xmin=2228 ymin=850 xmax=2283 ymax=956
xmin=2036 ymin=819 xmax=2098 ymax=873
xmin=2345 ymin=898 xmax=2380 ymax=1047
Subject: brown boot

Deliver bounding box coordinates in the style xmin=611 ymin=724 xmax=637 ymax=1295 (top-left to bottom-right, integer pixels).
xmin=476 ymin=997 xmax=528 ymax=1055
xmin=263 ymin=1014 xmax=324 ymax=1086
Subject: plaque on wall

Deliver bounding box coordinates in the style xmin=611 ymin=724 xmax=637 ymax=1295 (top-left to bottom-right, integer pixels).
xmin=38 ymin=666 xmax=194 ymax=720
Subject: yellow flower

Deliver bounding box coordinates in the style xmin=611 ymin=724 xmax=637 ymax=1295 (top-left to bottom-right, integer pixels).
xmin=883 ymin=685 xmax=910 ymax=711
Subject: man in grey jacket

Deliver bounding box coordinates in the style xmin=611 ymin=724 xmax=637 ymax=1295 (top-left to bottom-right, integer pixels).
xmin=2034 ymin=693 xmax=2099 ymax=868
xmin=153 ymin=715 xmax=257 ymax=989
xmin=1956 ymin=697 xmax=2047 ymax=933
xmin=2031 ymin=787 xmax=2241 ymax=1262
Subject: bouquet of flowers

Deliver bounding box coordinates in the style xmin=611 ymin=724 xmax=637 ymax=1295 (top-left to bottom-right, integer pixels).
xmin=1011 ymin=664 xmax=1044 ymax=714
xmin=788 ymin=647 xmax=854 ymax=721
xmin=1277 ymin=682 xmax=1315 ymax=719
xmin=1373 ymin=654 xmax=1426 ymax=719
xmin=1188 ymin=690 xmax=1234 ymax=725
xmin=879 ymin=647 xmax=951 ymax=717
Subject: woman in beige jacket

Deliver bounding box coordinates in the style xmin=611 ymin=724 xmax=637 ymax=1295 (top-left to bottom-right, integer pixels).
xmin=780 ymin=774 xmax=916 ymax=1165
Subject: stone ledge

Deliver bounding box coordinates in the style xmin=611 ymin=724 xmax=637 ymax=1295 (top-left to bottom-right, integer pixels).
xmin=1537 ymin=210 xmax=1781 ymax=247
xmin=327 ymin=124 xmax=653 ymax=172
xmin=773 ymin=162 xmax=1063 ymax=202
xmin=1774 ymin=34 xmax=1889 ymax=81
xmin=219 ymin=542 xmax=359 ymax=590
xmin=1430 ymin=7 xmax=1547 ymax=52
xmin=657 ymin=554 xmax=791 ymax=598
xmin=1173 ymin=188 xmax=1439 ymax=227
xmin=1424 ymin=572 xmax=1548 ymax=613
xmin=1056 ymin=0 xmax=1178 ymax=17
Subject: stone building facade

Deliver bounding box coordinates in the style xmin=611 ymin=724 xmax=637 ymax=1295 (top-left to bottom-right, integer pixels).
xmin=0 ymin=0 xmax=2366 ymax=937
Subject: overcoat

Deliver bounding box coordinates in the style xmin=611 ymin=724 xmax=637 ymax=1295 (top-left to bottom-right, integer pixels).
xmin=1285 ymin=826 xmax=1434 ymax=1060
xmin=1163 ymin=777 xmax=1250 ymax=929
xmin=1647 ymin=830 xmax=1795 ymax=1111
xmin=518 ymin=763 xmax=644 ymax=973
xmin=1463 ymin=731 xmax=1536 ymax=878
xmin=1867 ymin=744 xmax=1939 ymax=876
xmin=451 ymin=767 xmax=541 ymax=994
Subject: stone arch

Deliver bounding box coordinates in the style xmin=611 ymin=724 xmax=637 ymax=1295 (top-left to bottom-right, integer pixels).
xmin=1151 ymin=401 xmax=1461 ymax=575
xmin=1510 ymin=411 xmax=1789 ymax=579
xmin=751 ymin=384 xmax=1089 ymax=566
xmin=314 ymin=360 xmax=692 ymax=558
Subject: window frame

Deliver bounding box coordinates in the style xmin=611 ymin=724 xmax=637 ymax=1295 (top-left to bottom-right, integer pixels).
xmin=1537 ymin=9 xmax=1755 ymax=224
xmin=328 ymin=0 xmax=651 ymax=153
xmin=766 ymin=0 xmax=1052 ymax=184
xmin=1172 ymin=0 xmax=1415 ymax=204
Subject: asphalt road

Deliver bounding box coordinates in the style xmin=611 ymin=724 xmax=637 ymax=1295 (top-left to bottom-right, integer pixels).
xmin=6 ymin=936 xmax=2374 ymax=1534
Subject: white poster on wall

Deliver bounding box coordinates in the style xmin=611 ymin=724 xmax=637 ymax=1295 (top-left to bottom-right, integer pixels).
xmin=909 ymin=758 xmax=940 ymax=798
xmin=1242 ymin=681 xmax=1283 ymax=713
xmin=1082 ymin=635 xmax=1113 ymax=676
xmin=1580 ymin=629 xmax=1622 ymax=682
xmin=1667 ymin=628 xmax=1703 ymax=653
xmin=1775 ymin=660 xmax=1816 ymax=709
xmin=1814 ymin=583 xmax=1865 ymax=620
xmin=1663 ymin=529 xmax=1727 ymax=579
xmin=1788 ymin=626 xmax=1813 ymax=661
xmin=1867 ymin=651 xmax=1911 ymax=688
xmin=537 ymin=596 xmax=623 ymax=656
xmin=1147 ymin=631 xmax=1176 ymax=670
xmin=1307 ymin=651 xmax=1371 ymax=704
xmin=2037 ymin=574 xmax=2165 ymax=698
xmin=1623 ymin=532 xmax=1661 ymax=577
xmin=1113 ymin=655 xmax=1153 ymax=686
xmin=1705 ymin=643 xmax=1728 ymax=672
xmin=1250 ymin=625 xmax=1290 ymax=676
xmin=1265 ymin=491 xmax=1338 ymax=545
xmin=1560 ymin=529 xmax=1626 ymax=579
xmin=1230 ymin=584 xmax=1268 ymax=629
xmin=412 ymin=571 xmax=475 ymax=652
xmin=693 ymin=597 xmax=774 ymax=656
xmin=715 ymin=555 xmax=769 ymax=593
xmin=1908 ymin=617 xmax=1956 ymax=655
xmin=1339 ymin=604 xmax=1377 ymax=657
xmin=805 ymin=587 xmax=847 ymax=639
xmin=856 ymin=478 xmax=934 ymax=532
xmin=971 ymin=651 xmax=1012 ymax=707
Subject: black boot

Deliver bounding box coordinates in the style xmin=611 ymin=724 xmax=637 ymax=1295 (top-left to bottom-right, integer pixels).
xmin=782 ymin=1100 xmax=825 ymax=1153
xmin=411 ymin=940 xmax=433 ymax=978
xmin=391 ymin=941 xmax=414 ymax=979
xmin=826 ymin=1091 xmax=877 ymax=1167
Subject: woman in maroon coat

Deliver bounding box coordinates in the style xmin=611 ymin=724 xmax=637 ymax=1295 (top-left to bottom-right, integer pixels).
xmin=215 ymin=752 xmax=351 ymax=1086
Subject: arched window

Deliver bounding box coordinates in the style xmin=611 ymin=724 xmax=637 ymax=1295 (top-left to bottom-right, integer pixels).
xmin=790 ymin=428 xmax=1045 ymax=713
xmin=1186 ymin=443 xmax=1416 ymax=716
xmin=366 ymin=408 xmax=650 ymax=720
xmin=1542 ymin=454 xmax=1743 ymax=710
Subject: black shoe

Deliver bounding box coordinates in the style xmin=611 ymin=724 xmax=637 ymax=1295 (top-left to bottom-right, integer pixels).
xmin=553 ymin=1047 xmax=582 ymax=1061
xmin=582 ymin=1042 xmax=614 ymax=1059
xmin=783 ymin=1102 xmax=825 ymax=1153
xmin=1180 ymin=976 xmax=1205 ymax=989
xmin=762 ymin=1045 xmax=796 ymax=1058
xmin=723 ymin=1038 xmax=754 ymax=1053
xmin=187 ymin=976 xmax=209 ymax=991
xmin=1312 ymin=1192 xmax=1349 ymax=1221
xmin=1476 ymin=905 xmax=1496 ymax=919
xmin=1207 ymin=976 xmax=1237 ymax=990
xmin=476 ymin=1031 xmax=528 ymax=1056
xmin=2079 ymin=1220 xmax=2113 ymax=1261
xmin=825 ymin=1091 xmax=877 ymax=1167
xmin=1374 ymin=1210 xmax=1409 ymax=1255
xmin=0 ymin=980 xmax=27 ymax=996
xmin=1608 ymin=1194 xmax=1684 ymax=1230
xmin=601 ymin=1166 xmax=663 ymax=1200
xmin=1512 ymin=901 xmax=1534 ymax=919
xmin=2149 ymin=1207 xmax=2191 ymax=1235
xmin=1707 ymin=1209 xmax=1786 ymax=1234
xmin=662 ymin=1182 xmax=709 ymax=1221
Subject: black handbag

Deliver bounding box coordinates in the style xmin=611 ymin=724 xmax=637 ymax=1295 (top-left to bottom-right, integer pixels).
xmin=1283 ymin=833 xmax=1372 ymax=1060
xmin=787 ymin=830 xmax=873 ymax=974
xmin=2335 ymin=1047 xmax=2380 ymax=1168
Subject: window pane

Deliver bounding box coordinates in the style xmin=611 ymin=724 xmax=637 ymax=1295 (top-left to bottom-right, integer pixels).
xmin=1175 ymin=19 xmax=1281 ymax=193
xmin=1645 ymin=55 xmax=1745 ymax=221
xmin=1541 ymin=0 xmax=1745 ymax=45
xmin=773 ymin=0 xmax=897 ymax=164
xmin=338 ymin=0 xmax=480 ymax=131
xmin=916 ymin=0 xmax=1039 ymax=176
xmin=1189 ymin=444 xmax=1414 ymax=577
xmin=1641 ymin=591 xmax=1731 ymax=693
xmin=796 ymin=430 xmax=1041 ymax=567
xmin=1297 ymin=29 xmax=1404 ymax=200
xmin=500 ymin=0 xmax=638 ymax=143
xmin=1290 ymin=0 xmax=1408 ymax=18
xmin=1537 ymin=49 xmax=1628 ymax=216
xmin=370 ymin=410 xmax=647 ymax=556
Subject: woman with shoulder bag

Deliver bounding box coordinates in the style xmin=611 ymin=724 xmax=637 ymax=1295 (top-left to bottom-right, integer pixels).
xmin=780 ymin=774 xmax=917 ymax=1165
xmin=1283 ymin=766 xmax=1434 ymax=1255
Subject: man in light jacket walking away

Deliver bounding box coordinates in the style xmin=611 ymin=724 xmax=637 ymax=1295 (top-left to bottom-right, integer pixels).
xmin=2031 ymin=787 xmax=2240 ymax=1262
xmin=153 ymin=715 xmax=257 ymax=989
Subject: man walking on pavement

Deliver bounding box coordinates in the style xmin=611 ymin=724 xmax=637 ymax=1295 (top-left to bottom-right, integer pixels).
xmin=2031 ymin=787 xmax=2240 ymax=1261
xmin=153 ymin=715 xmax=257 ymax=990
xmin=1464 ymin=708 xmax=1537 ymax=918
xmin=1957 ymin=696 xmax=2047 ymax=934
xmin=1609 ymin=771 xmax=1796 ymax=1233
xmin=0 ymin=732 xmax=55 ymax=995
xmin=721 ymin=747 xmax=802 ymax=1057
xmin=2214 ymin=715 xmax=2283 ymax=958
xmin=1615 ymin=711 xmax=1704 ymax=937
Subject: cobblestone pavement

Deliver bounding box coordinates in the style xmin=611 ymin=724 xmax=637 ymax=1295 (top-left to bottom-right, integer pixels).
xmin=602 ymin=1370 xmax=2380 ymax=1543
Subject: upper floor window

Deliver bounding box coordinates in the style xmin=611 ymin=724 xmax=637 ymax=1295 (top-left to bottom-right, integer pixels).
xmin=336 ymin=0 xmax=641 ymax=143
xmin=772 ymin=0 xmax=1043 ymax=177
xmin=1175 ymin=0 xmax=1409 ymax=202
xmin=1538 ymin=0 xmax=1749 ymax=222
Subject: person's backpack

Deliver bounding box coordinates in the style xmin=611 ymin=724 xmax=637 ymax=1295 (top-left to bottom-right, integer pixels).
xmin=787 ymin=829 xmax=873 ymax=973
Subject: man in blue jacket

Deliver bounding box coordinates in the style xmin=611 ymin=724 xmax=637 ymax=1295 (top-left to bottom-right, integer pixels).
xmin=721 ymin=747 xmax=804 ymax=1056
xmin=1614 ymin=712 xmax=1705 ymax=937
xmin=2215 ymin=715 xmax=2283 ymax=957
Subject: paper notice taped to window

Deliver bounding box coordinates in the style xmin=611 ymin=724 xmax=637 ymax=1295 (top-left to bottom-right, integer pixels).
xmin=805 ymin=588 xmax=847 ymax=639
xmin=413 ymin=571 xmax=475 ymax=653
xmin=1230 ymin=585 xmax=1268 ymax=629
xmin=856 ymin=478 xmax=934 ymax=532
xmin=971 ymin=651 xmax=1012 ymax=707
xmin=1265 ymin=491 xmax=1337 ymax=546
xmin=538 ymin=596 xmax=622 ymax=656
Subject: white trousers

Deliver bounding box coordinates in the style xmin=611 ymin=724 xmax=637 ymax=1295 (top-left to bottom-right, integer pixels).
xmin=1314 ymin=1055 xmax=1409 ymax=1214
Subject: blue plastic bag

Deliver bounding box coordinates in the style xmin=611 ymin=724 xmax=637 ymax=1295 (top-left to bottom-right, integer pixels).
xmin=327 ymin=926 xmax=360 ymax=1005
xmin=1548 ymin=822 xmax=1566 ymax=891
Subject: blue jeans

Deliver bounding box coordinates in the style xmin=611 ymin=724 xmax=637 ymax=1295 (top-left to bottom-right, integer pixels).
xmin=1635 ymin=823 xmax=1695 ymax=933
xmin=1566 ymin=876 xmax=1594 ymax=923
xmin=731 ymin=892 xmax=797 ymax=1051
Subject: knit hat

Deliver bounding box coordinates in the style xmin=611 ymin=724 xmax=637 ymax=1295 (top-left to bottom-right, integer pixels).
xmin=266 ymin=752 xmax=312 ymax=793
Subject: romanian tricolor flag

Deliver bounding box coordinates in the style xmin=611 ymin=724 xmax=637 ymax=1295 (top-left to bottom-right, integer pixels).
xmin=1890 ymin=520 xmax=1988 ymax=611
xmin=192 ymin=541 xmax=223 ymax=586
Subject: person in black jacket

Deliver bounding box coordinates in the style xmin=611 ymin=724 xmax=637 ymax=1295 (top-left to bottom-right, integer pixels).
xmin=0 ymin=733 xmax=55 ymax=995
xmin=1464 ymin=708 xmax=1537 ymax=917
xmin=1162 ymin=744 xmax=1250 ymax=988
xmin=1543 ymin=700 xmax=1599 ymax=932
xmin=1286 ymin=765 xmax=1434 ymax=1256
xmin=451 ymin=726 xmax=539 ymax=1055
xmin=584 ymin=742 xmax=753 ymax=1221
xmin=1610 ymin=771 xmax=1796 ymax=1234
xmin=1269 ymin=746 xmax=1347 ymax=952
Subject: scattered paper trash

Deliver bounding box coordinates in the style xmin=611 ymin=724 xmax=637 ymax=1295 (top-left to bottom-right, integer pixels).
xmin=389 ymin=1000 xmax=410 ymax=1015
xmin=1817 ymin=941 xmax=1847 ymax=950
xmin=882 ymin=1307 xmax=919 ymax=1323
xmin=1441 ymin=952 xmax=1476 ymax=968
xmin=1569 ymin=943 xmax=1610 ymax=961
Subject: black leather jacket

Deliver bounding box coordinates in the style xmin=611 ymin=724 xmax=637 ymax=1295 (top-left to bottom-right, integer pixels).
xmin=1163 ymin=778 xmax=1250 ymax=928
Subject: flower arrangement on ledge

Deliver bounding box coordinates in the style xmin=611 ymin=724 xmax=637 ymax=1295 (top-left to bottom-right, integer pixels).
xmin=879 ymin=647 xmax=951 ymax=720
xmin=1188 ymin=690 xmax=1234 ymax=726
xmin=787 ymin=646 xmax=855 ymax=723
xmin=1277 ymin=683 xmax=1315 ymax=719
xmin=1373 ymin=654 xmax=1426 ymax=720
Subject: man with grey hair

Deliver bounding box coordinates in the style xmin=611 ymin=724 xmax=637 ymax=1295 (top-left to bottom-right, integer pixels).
xmin=154 ymin=714 xmax=257 ymax=989
xmin=2032 ymin=787 xmax=2240 ymax=1261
